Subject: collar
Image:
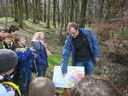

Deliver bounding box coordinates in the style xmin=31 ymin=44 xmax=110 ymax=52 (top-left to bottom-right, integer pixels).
xmin=0 ymin=74 xmax=13 ymax=81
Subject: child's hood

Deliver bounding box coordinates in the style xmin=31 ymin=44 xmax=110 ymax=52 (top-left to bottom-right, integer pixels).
xmin=31 ymin=40 xmax=41 ymax=50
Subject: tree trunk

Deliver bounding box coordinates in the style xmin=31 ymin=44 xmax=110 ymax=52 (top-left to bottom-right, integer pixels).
xmin=74 ymin=0 xmax=79 ymax=23
xmin=103 ymin=0 xmax=114 ymax=21
xmin=46 ymin=0 xmax=50 ymax=28
xmin=98 ymin=0 xmax=104 ymax=22
xmin=35 ymin=0 xmax=39 ymax=23
xmin=32 ymin=0 xmax=36 ymax=23
xmin=14 ymin=0 xmax=18 ymax=22
xmin=10 ymin=0 xmax=13 ymax=18
xmin=64 ymin=0 xmax=67 ymax=30
xmin=59 ymin=0 xmax=66 ymax=44
xmin=0 ymin=2 xmax=4 ymax=17
xmin=43 ymin=0 xmax=47 ymax=22
xmin=57 ymin=0 xmax=60 ymax=26
xmin=70 ymin=0 xmax=74 ymax=22
xmin=39 ymin=0 xmax=43 ymax=20
xmin=53 ymin=0 xmax=56 ymax=28
xmin=18 ymin=0 xmax=23 ymax=28
xmin=79 ymin=0 xmax=87 ymax=27
xmin=24 ymin=0 xmax=28 ymax=20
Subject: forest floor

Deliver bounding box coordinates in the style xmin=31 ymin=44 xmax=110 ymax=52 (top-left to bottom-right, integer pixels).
xmin=0 ymin=18 xmax=128 ymax=96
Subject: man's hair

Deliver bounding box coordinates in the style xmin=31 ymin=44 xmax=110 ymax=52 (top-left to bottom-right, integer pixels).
xmin=9 ymin=25 xmax=19 ymax=33
xmin=70 ymin=76 xmax=123 ymax=96
xmin=67 ymin=22 xmax=79 ymax=31
xmin=29 ymin=77 xmax=56 ymax=96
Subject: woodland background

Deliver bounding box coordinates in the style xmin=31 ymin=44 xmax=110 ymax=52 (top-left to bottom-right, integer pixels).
xmin=0 ymin=0 xmax=128 ymax=95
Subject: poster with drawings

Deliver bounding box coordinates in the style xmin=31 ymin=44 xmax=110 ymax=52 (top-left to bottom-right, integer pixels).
xmin=53 ymin=66 xmax=84 ymax=88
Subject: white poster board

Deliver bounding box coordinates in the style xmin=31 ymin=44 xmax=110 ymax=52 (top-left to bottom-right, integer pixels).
xmin=53 ymin=66 xmax=84 ymax=88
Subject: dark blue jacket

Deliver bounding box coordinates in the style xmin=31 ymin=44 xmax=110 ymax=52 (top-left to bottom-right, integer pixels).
xmin=35 ymin=49 xmax=48 ymax=68
xmin=16 ymin=48 xmax=34 ymax=73
xmin=31 ymin=40 xmax=48 ymax=68
xmin=61 ymin=28 xmax=100 ymax=73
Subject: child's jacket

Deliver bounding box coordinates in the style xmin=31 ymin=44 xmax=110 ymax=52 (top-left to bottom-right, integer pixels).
xmin=0 ymin=74 xmax=21 ymax=96
xmin=31 ymin=40 xmax=48 ymax=68
xmin=15 ymin=47 xmax=34 ymax=73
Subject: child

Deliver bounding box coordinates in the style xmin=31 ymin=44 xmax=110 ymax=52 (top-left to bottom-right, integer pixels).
xmin=0 ymin=28 xmax=5 ymax=49
xmin=0 ymin=49 xmax=21 ymax=96
xmin=70 ymin=76 xmax=123 ymax=96
xmin=9 ymin=25 xmax=19 ymax=37
xmin=31 ymin=40 xmax=48 ymax=77
xmin=29 ymin=77 xmax=55 ymax=96
xmin=32 ymin=32 xmax=51 ymax=57
xmin=14 ymin=33 xmax=35 ymax=95
xmin=0 ymin=28 xmax=6 ymax=41
xmin=2 ymin=32 xmax=15 ymax=50
xmin=9 ymin=25 xmax=19 ymax=46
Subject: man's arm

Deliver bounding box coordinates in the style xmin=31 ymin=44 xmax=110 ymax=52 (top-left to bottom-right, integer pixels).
xmin=90 ymin=31 xmax=100 ymax=61
xmin=61 ymin=36 xmax=72 ymax=76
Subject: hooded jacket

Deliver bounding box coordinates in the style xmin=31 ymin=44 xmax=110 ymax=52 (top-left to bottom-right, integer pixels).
xmin=31 ymin=40 xmax=48 ymax=68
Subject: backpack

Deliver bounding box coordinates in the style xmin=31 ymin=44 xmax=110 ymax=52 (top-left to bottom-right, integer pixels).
xmin=1 ymin=81 xmax=21 ymax=96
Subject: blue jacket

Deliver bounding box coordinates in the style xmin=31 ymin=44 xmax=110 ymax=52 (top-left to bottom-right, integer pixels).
xmin=35 ymin=49 xmax=48 ymax=68
xmin=61 ymin=28 xmax=100 ymax=73
xmin=31 ymin=40 xmax=48 ymax=68
xmin=16 ymin=48 xmax=34 ymax=73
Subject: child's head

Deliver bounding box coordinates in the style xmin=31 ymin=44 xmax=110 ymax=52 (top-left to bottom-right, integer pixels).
xmin=0 ymin=29 xmax=6 ymax=41
xmin=70 ymin=76 xmax=123 ymax=96
xmin=32 ymin=32 xmax=44 ymax=40
xmin=9 ymin=25 xmax=19 ymax=36
xmin=14 ymin=33 xmax=26 ymax=46
xmin=0 ymin=28 xmax=6 ymax=34
xmin=3 ymin=32 xmax=12 ymax=45
xmin=0 ymin=49 xmax=18 ymax=75
xmin=29 ymin=77 xmax=56 ymax=96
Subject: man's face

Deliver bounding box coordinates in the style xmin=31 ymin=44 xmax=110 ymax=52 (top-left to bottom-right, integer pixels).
xmin=68 ymin=27 xmax=79 ymax=38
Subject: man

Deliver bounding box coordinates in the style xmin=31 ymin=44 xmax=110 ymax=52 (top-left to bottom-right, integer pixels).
xmin=61 ymin=22 xmax=100 ymax=76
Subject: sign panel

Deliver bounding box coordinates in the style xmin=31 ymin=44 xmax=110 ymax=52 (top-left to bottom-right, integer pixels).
xmin=53 ymin=66 xmax=84 ymax=88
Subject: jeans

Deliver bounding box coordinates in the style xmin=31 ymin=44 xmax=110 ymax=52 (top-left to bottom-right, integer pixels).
xmin=37 ymin=64 xmax=47 ymax=77
xmin=20 ymin=70 xmax=32 ymax=94
xmin=75 ymin=59 xmax=94 ymax=76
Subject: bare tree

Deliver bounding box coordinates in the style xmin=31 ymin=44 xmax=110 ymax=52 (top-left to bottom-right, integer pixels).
xmin=57 ymin=0 xmax=60 ymax=26
xmin=53 ymin=0 xmax=56 ymax=28
xmin=14 ymin=0 xmax=18 ymax=22
xmin=32 ymin=0 xmax=36 ymax=23
xmin=0 ymin=1 xmax=4 ymax=17
xmin=43 ymin=0 xmax=47 ymax=22
xmin=46 ymin=0 xmax=50 ymax=28
xmin=70 ymin=0 xmax=74 ymax=22
xmin=10 ymin=0 xmax=13 ymax=18
xmin=18 ymin=0 xmax=23 ymax=28
xmin=79 ymin=0 xmax=88 ymax=27
xmin=24 ymin=0 xmax=28 ymax=20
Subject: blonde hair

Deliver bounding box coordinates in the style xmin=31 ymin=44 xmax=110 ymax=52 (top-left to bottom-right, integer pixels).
xmin=32 ymin=32 xmax=44 ymax=40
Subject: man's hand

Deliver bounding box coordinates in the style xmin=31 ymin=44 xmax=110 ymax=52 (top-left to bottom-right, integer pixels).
xmin=95 ymin=57 xmax=99 ymax=62
xmin=62 ymin=73 xmax=66 ymax=78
